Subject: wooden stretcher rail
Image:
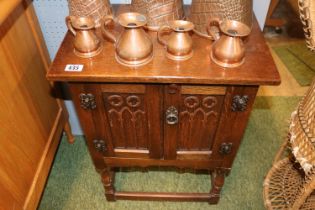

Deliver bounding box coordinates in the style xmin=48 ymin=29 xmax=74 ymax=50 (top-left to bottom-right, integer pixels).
xmin=114 ymin=191 xmax=213 ymax=202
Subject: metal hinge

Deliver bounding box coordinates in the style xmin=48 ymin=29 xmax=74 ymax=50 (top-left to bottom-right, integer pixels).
xmin=231 ymin=95 xmax=249 ymax=112
xmin=219 ymin=143 xmax=233 ymax=155
xmin=79 ymin=93 xmax=96 ymax=110
xmin=93 ymin=139 xmax=106 ymax=153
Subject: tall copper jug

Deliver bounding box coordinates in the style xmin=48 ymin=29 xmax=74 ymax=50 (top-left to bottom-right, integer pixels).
xmin=66 ymin=16 xmax=102 ymax=58
xmin=102 ymin=13 xmax=153 ymax=67
xmin=209 ymin=19 xmax=251 ymax=68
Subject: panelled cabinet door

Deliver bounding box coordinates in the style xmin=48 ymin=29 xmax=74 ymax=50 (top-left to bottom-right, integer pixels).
xmin=70 ymin=83 xmax=163 ymax=161
xmin=164 ymin=85 xmax=226 ymax=160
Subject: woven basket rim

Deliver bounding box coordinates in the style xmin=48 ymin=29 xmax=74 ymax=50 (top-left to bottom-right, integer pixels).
xmin=298 ymin=0 xmax=315 ymax=51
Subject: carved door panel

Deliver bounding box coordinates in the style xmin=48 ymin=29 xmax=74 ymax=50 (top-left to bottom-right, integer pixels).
xmin=70 ymin=83 xmax=163 ymax=162
xmin=97 ymin=84 xmax=163 ymax=159
xmin=164 ymin=85 xmax=226 ymax=160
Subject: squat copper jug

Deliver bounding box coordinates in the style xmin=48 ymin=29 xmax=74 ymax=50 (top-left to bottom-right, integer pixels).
xmin=102 ymin=12 xmax=153 ymax=67
xmin=66 ymin=16 xmax=102 ymax=58
xmin=158 ymin=20 xmax=194 ymax=61
xmin=208 ymin=19 xmax=251 ymax=68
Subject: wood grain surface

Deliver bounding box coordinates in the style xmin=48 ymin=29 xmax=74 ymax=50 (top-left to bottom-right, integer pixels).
xmin=0 ymin=0 xmax=22 ymax=24
xmin=0 ymin=2 xmax=70 ymax=209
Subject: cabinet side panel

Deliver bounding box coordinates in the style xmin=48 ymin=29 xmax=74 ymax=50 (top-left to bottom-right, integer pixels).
xmin=211 ymin=86 xmax=259 ymax=168
xmin=68 ymin=83 xmax=106 ymax=171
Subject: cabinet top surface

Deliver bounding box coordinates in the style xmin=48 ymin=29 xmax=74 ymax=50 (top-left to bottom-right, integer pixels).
xmin=47 ymin=5 xmax=280 ymax=86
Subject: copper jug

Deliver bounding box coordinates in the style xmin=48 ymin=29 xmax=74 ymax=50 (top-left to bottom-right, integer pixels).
xmin=158 ymin=20 xmax=194 ymax=61
xmin=102 ymin=13 xmax=153 ymax=67
xmin=209 ymin=19 xmax=251 ymax=68
xmin=66 ymin=16 xmax=102 ymax=58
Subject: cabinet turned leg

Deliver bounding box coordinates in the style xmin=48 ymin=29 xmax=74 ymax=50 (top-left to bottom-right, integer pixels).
xmin=101 ymin=168 xmax=116 ymax=201
xmin=209 ymin=170 xmax=225 ymax=204
xmin=64 ymin=120 xmax=75 ymax=144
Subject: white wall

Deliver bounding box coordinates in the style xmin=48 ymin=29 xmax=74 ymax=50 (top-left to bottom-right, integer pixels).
xmin=34 ymin=0 xmax=270 ymax=135
xmin=253 ymin=0 xmax=271 ymax=30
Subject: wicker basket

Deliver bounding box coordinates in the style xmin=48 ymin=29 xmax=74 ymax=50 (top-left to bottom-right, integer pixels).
xmin=289 ymin=79 xmax=315 ymax=175
xmin=188 ymin=0 xmax=253 ymax=39
xmin=299 ymin=0 xmax=315 ymax=51
xmin=263 ymin=78 xmax=315 ymax=210
xmin=131 ymin=0 xmax=185 ymax=31
xmin=67 ymin=0 xmax=112 ymax=27
xmin=298 ymin=79 xmax=315 ymax=140
xmin=263 ymin=158 xmax=315 ymax=210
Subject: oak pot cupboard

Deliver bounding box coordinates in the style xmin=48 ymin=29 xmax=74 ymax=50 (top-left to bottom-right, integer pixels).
xmin=47 ymin=5 xmax=280 ymax=204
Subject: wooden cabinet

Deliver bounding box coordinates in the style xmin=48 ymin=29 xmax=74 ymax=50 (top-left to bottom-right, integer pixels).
xmin=70 ymin=84 xmax=231 ymax=161
xmin=47 ymin=5 xmax=280 ymax=204
xmin=67 ymin=82 xmax=260 ymax=203
xmin=0 ymin=1 xmax=73 ymax=209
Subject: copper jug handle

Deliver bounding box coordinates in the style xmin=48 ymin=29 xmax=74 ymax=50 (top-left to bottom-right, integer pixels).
xmin=157 ymin=25 xmax=172 ymax=46
xmin=65 ymin=16 xmax=76 ymax=36
xmin=102 ymin=15 xmax=117 ymax=43
xmin=207 ymin=18 xmax=221 ymax=41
